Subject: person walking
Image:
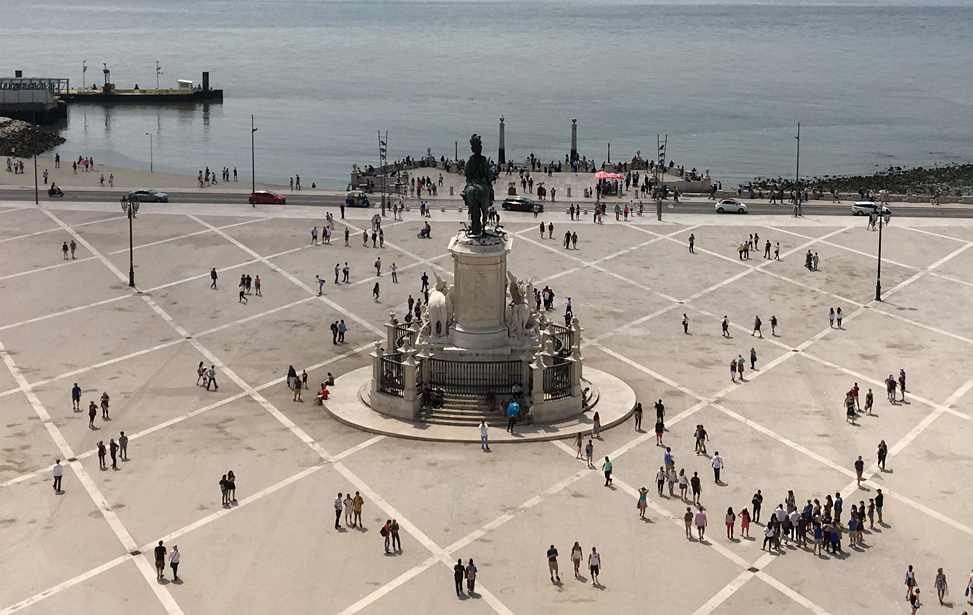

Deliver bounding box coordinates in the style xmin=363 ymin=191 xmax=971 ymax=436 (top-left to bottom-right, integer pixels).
xmin=906 ymin=565 xmax=917 ymax=601
xmin=633 ymin=402 xmax=642 ymax=431
xmin=712 ymin=452 xmax=724 ymax=483
xmin=655 ymin=418 xmax=665 ymax=446
xmin=453 ymin=559 xmax=466 ymax=596
xmin=334 ymin=493 xmax=344 ymax=529
xmin=910 ymin=589 xmax=921 ymax=615
xmin=695 ymin=424 xmax=708 ymax=455
xmin=373 ymin=282 xmax=380 ymax=302
xmin=678 ymin=469 xmax=689 ymax=500
xmin=547 ymin=545 xmax=560 ymax=582
xmin=169 ymin=546 xmax=181 ymax=582
xmin=855 ymin=455 xmax=865 ymax=487
xmin=935 ymin=568 xmax=948 ymax=605
xmin=740 ymin=507 xmax=751 ymax=537
xmin=154 ymin=541 xmax=167 ymax=579
xmin=588 ymin=548 xmax=601 ymax=586
xmin=62 ymin=242 xmax=69 ymax=260
xmin=762 ymin=524 xmax=776 ymax=551
xmin=602 ymin=456 xmax=613 ymax=486
xmin=695 ymin=507 xmax=708 ymax=540
xmin=829 ymin=308 xmax=835 ymax=328
xmin=206 ymin=366 xmax=218 ymax=391
xmin=691 ymin=472 xmax=701 ymax=505
xmin=210 ymin=268 xmax=218 ymax=289
xmin=656 ymin=467 xmax=666 ymax=496
xmin=836 ymin=307 xmax=843 ymax=328
xmin=88 ymin=401 xmax=97 ymax=429
xmin=571 ymin=542 xmax=583 ymax=577
xmin=966 ymin=569 xmax=973 ymax=606
xmin=53 ymin=459 xmax=63 ymax=493
xmin=465 ymin=559 xmax=478 ymax=594
xmin=752 ymin=315 xmax=762 ymax=337
xmin=722 ymin=315 xmax=730 ymax=337
xmin=684 ymin=507 xmax=694 ymax=538
xmin=585 ymin=439 xmax=594 ymax=468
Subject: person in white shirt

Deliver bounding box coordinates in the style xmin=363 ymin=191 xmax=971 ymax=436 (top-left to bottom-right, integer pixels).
xmin=711 ymin=452 xmax=724 ymax=483
xmin=169 ymin=546 xmax=181 ymax=582
xmin=53 ymin=459 xmax=63 ymax=493
xmin=334 ymin=493 xmax=344 ymax=530
xmin=479 ymin=421 xmax=489 ymax=452
xmin=343 ymin=494 xmax=354 ymax=527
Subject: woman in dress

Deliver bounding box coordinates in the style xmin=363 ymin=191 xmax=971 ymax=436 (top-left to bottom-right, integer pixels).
xmin=678 ymin=469 xmax=689 ymax=500
xmin=570 ymin=542 xmax=583 ymax=577
xmin=935 ymin=568 xmax=948 ymax=605
xmin=574 ymin=432 xmax=583 ymax=459
xmin=592 ymin=412 xmax=601 ymax=438
xmin=739 ymin=507 xmax=751 ymax=538
xmin=725 ymin=507 xmax=736 ymax=539
xmin=637 ymin=487 xmax=648 ymax=519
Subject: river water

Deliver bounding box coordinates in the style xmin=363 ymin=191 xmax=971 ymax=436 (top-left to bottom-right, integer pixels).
xmin=4 ymin=0 xmax=972 ymax=188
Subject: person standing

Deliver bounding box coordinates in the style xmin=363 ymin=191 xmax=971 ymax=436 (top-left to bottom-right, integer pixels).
xmin=865 ymin=389 xmax=875 ymax=415
xmin=453 ymin=559 xmax=466 ymax=596
xmin=829 ymin=308 xmax=835 ymax=328
xmin=712 ymin=451 xmax=724 ymax=483
xmin=311 ymin=227 xmax=319 ymax=245
xmin=585 ymin=439 xmax=594 ymax=468
xmin=906 ymin=565 xmax=917 ymax=601
xmin=381 ymin=519 xmax=392 ymax=553
xmin=338 ymin=320 xmax=346 ymax=343
xmin=695 ymin=424 xmax=708 ymax=455
xmin=638 ymin=487 xmax=649 ymax=518
xmin=752 ymin=490 xmax=763 ymax=523
xmin=656 ymin=467 xmax=666 ymax=496
xmin=154 ymin=541 xmax=168 ymax=579
xmin=855 ymin=455 xmax=865 ymax=487
xmin=695 ymin=507 xmax=708 ymax=540
xmin=391 ymin=263 xmax=398 ymax=283
xmin=602 ymin=456 xmax=613 ymax=486
xmin=465 ymin=559 xmax=478 ymax=594
xmin=877 ymin=440 xmax=888 ymax=470
xmin=682 ymin=313 xmax=689 ymax=334
xmin=547 ymin=545 xmax=560 ymax=582
xmin=53 ymin=459 xmax=63 ymax=493
xmin=722 ymin=315 xmax=730 ymax=337
xmin=88 ymin=401 xmax=97 ymax=429
xmin=690 ymin=472 xmax=701 ymax=505
xmin=726 ymin=507 xmax=736 ymax=539
xmin=762 ymin=524 xmax=775 ymax=551
xmin=587 ymin=548 xmax=601 ymax=586
xmin=62 ymin=242 xmax=69 ymax=260
xmin=633 ymin=402 xmax=642 ymax=431
xmin=966 ymin=569 xmax=973 ymax=606
xmin=740 ymin=508 xmax=750 ymax=537
xmin=109 ymin=438 xmax=118 ymax=469
xmin=343 ymin=493 xmax=354 ymax=527
xmin=206 ymin=366 xmax=218 ymax=391
xmin=343 ymin=262 xmax=350 ymax=283
xmin=479 ymin=420 xmax=490 ymax=451
xmin=169 ymin=546 xmax=181 ymax=582
xmin=684 ymin=507 xmax=694 ymax=538
xmin=334 ymin=493 xmax=344 ymax=529
xmin=836 ymin=307 xmax=843 ymax=328
xmin=353 ymin=491 xmax=364 ymax=528
xmin=750 ymin=347 xmax=757 ymax=370
xmin=71 ymin=382 xmax=81 ymax=411
xmin=770 ymin=315 xmax=778 ymax=336
xmin=876 ymin=488 xmax=884 ymax=523
xmin=688 ymin=233 xmax=695 ymax=253
xmin=100 ymin=391 xmax=110 ymax=419
xmin=390 ymin=519 xmax=401 ymax=551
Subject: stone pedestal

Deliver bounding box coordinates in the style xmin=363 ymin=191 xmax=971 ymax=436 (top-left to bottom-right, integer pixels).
xmin=447 ymin=233 xmax=512 ymax=349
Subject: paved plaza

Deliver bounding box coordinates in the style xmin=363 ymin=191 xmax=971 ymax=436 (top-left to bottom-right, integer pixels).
xmin=2 ymin=199 xmax=973 ymax=615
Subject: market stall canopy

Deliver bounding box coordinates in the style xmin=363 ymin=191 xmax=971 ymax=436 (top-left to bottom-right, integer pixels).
xmin=595 ymin=171 xmax=624 ymax=180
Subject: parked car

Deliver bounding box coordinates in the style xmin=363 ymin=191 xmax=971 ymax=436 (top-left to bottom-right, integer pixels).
xmin=502 ymin=195 xmax=542 ymax=213
xmin=127 ymin=188 xmax=168 ymax=203
xmin=345 ymin=191 xmax=370 ymax=207
xmin=851 ymin=201 xmax=891 ymax=216
xmin=249 ymin=190 xmax=286 ymax=205
xmin=715 ymin=198 xmax=748 ymax=214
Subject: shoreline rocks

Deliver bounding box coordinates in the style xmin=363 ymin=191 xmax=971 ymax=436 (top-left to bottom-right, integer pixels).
xmin=0 ymin=117 xmax=66 ymax=158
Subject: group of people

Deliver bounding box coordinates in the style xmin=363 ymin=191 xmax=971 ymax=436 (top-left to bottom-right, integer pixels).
xmin=238 ymin=273 xmax=261 ymax=303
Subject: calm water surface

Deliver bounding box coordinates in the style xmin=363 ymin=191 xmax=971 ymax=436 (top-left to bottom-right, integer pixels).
xmin=3 ymin=0 xmax=972 ymax=187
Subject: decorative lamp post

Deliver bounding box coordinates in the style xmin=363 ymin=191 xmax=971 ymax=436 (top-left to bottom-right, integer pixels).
xmin=875 ymin=209 xmax=891 ymax=301
xmin=121 ymin=197 xmax=139 ymax=287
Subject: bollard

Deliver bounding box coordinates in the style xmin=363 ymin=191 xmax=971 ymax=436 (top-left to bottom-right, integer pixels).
xmin=566 ymin=187 xmax=571 ymax=197
xmin=449 ymin=186 xmax=454 ymax=196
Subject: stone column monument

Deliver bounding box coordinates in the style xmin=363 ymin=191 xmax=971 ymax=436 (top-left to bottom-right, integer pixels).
xmin=570 ymin=118 xmax=578 ymax=161
xmin=498 ymin=116 xmax=505 ymax=165
xmin=448 ymin=233 xmax=512 ymax=350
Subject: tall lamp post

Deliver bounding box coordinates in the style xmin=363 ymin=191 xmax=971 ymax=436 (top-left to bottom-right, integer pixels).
xmin=250 ymin=115 xmax=257 ymax=205
xmin=875 ymin=209 xmax=891 ymax=301
xmin=121 ymin=197 xmax=139 ymax=287
xmin=32 ymin=113 xmax=39 ymax=205
xmin=146 ymin=133 xmax=153 ymax=172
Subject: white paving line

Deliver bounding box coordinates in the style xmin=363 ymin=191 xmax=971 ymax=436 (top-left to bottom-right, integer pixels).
xmin=0 ymin=338 xmax=185 ymax=615
xmin=187 ymin=215 xmax=384 ymax=336
xmin=769 ymin=225 xmax=918 ymax=271
xmin=0 ymin=213 xmax=126 ymax=244
xmin=0 ymin=555 xmax=131 ymax=615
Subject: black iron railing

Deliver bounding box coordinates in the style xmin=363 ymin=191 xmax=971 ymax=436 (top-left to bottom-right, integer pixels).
xmin=428 ymin=359 xmax=522 ymax=397
xmin=379 ymin=354 xmax=404 ymax=397
xmin=543 ymin=362 xmax=572 ymax=400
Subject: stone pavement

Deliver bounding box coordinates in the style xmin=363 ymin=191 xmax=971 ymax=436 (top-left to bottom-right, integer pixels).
xmin=1 ymin=200 xmax=973 ymax=615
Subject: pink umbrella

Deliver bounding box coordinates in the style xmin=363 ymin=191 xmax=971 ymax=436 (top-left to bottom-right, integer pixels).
xmin=595 ymin=171 xmax=624 ymax=180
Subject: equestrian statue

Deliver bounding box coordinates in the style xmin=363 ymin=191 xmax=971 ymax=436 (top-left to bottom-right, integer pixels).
xmin=461 ymin=134 xmax=494 ymax=236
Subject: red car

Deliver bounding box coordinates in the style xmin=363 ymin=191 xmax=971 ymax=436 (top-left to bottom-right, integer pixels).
xmin=249 ymin=190 xmax=286 ymax=205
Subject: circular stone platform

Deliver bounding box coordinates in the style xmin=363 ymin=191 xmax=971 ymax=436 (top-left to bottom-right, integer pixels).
xmin=323 ymin=366 xmax=636 ymax=443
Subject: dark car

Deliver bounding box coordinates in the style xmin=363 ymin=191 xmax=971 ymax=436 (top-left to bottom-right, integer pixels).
xmin=502 ymin=196 xmax=543 ymax=213
xmin=345 ymin=191 xmax=370 ymax=207
xmin=249 ymin=190 xmax=286 ymax=205
xmin=127 ymin=189 xmax=168 ymax=203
